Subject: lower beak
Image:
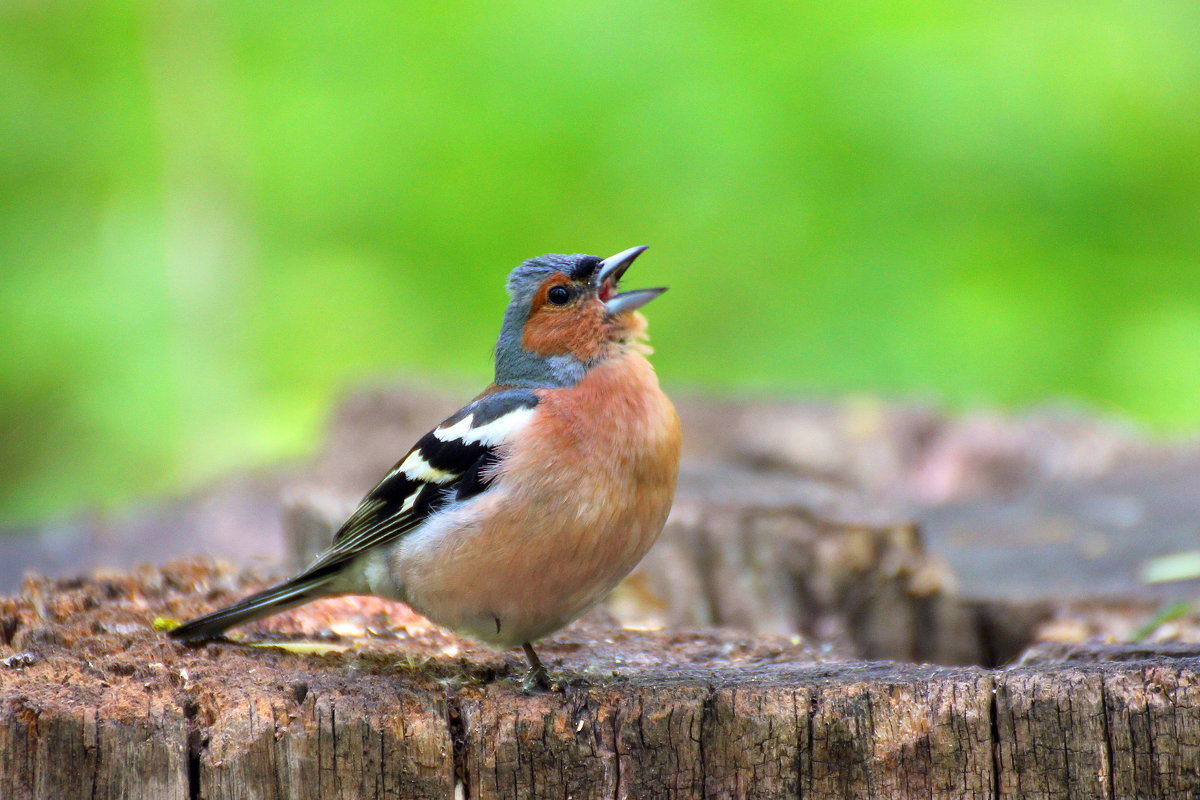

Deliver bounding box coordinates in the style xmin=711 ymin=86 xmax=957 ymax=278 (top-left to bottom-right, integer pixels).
xmin=605 ymin=286 xmax=667 ymax=315
xmin=596 ymin=245 xmax=668 ymax=314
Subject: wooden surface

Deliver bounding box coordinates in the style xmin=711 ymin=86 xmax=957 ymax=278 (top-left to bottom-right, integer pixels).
xmin=3 ymin=567 xmax=1200 ymax=800
xmin=5 ymin=386 xmax=1200 ymax=797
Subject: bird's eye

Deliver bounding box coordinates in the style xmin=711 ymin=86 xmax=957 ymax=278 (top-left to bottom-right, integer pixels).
xmin=547 ymin=285 xmax=571 ymax=305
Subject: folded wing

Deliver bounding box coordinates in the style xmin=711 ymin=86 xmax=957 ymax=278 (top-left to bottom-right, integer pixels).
xmin=311 ymin=387 xmax=541 ymax=570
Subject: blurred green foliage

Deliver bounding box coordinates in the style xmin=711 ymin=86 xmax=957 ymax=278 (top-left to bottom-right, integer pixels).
xmin=2 ymin=1 xmax=1199 ymax=523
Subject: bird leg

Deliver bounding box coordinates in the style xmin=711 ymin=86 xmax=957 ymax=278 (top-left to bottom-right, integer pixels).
xmin=521 ymin=642 xmax=551 ymax=691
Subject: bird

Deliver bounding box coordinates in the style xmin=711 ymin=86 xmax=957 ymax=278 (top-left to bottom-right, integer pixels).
xmin=170 ymin=245 xmax=682 ymax=689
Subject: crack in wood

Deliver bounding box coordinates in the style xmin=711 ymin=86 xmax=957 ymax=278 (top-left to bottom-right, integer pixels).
xmin=989 ymin=681 xmax=1002 ymax=800
xmin=182 ymin=699 xmax=202 ymax=800
xmin=1099 ymin=676 xmax=1116 ymax=800
xmin=445 ymin=693 xmax=470 ymax=800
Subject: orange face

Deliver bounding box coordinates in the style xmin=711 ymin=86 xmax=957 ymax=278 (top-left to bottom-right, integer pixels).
xmin=520 ymin=273 xmax=646 ymax=362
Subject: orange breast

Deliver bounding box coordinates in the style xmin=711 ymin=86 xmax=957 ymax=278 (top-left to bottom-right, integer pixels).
xmin=398 ymin=350 xmax=681 ymax=647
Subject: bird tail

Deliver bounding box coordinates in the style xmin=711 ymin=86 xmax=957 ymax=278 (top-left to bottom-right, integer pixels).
xmin=169 ymin=568 xmax=339 ymax=643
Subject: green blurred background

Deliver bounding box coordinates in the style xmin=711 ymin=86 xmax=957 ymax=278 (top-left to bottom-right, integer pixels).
xmin=2 ymin=1 xmax=1199 ymax=525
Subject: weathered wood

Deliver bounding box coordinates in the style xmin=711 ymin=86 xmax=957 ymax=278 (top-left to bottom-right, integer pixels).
xmin=4 ymin=385 xmax=1199 ymax=799
xmin=633 ymin=494 xmax=998 ymax=666
xmin=2 ymin=567 xmax=1200 ymax=799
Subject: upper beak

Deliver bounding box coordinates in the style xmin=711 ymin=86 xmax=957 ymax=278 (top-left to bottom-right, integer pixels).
xmin=596 ymin=245 xmax=668 ymax=315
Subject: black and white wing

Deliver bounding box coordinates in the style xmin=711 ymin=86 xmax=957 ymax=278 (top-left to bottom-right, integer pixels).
xmin=308 ymin=387 xmax=540 ymax=572
xmin=167 ymin=388 xmax=540 ymax=643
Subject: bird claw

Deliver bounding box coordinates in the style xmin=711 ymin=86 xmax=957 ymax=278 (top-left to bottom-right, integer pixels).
xmin=519 ymin=641 xmax=558 ymax=692
xmin=521 ymin=664 xmax=553 ymax=693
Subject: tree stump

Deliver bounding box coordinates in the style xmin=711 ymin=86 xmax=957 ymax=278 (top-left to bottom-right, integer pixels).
xmin=3 ymin=565 xmax=1200 ymax=799
xmin=6 ymin=385 xmax=1200 ymax=797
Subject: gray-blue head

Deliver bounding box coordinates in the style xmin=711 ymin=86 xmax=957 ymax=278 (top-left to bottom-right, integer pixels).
xmin=493 ymin=246 xmax=666 ymax=388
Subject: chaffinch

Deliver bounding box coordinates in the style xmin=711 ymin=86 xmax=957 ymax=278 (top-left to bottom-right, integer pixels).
xmin=171 ymin=246 xmax=682 ymax=689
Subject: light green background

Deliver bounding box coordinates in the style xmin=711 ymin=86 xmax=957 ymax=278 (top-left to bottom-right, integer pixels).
xmin=3 ymin=1 xmax=1199 ymax=523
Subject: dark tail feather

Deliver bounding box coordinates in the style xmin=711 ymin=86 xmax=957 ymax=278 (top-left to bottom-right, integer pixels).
xmin=169 ymin=570 xmax=337 ymax=643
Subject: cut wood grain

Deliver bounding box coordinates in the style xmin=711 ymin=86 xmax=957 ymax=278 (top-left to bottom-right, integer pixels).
xmin=2 ymin=567 xmax=1198 ymax=799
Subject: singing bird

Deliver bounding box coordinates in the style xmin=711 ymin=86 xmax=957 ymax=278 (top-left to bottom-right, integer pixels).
xmin=170 ymin=246 xmax=682 ymax=689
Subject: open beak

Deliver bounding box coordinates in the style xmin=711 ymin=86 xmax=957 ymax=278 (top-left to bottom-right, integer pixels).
xmin=596 ymin=245 xmax=667 ymax=315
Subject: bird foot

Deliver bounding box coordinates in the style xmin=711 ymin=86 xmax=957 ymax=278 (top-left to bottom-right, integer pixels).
xmin=519 ymin=642 xmax=558 ymax=692
xmin=521 ymin=665 xmax=552 ymax=693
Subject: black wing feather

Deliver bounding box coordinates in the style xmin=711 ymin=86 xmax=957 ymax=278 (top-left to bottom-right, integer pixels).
xmin=169 ymin=388 xmax=539 ymax=643
xmin=308 ymin=389 xmax=539 ymax=571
